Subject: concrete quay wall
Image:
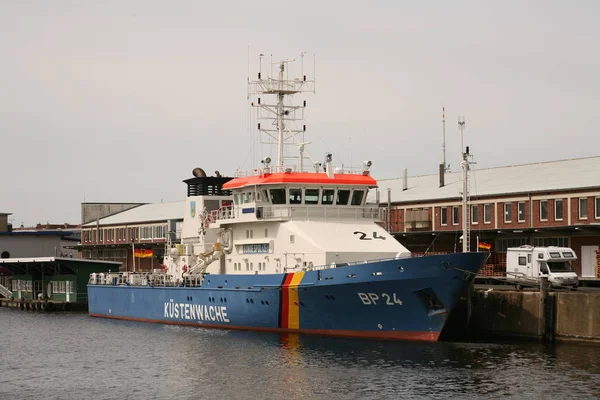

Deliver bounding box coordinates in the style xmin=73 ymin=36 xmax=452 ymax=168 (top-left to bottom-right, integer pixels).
xmin=466 ymin=289 xmax=600 ymax=342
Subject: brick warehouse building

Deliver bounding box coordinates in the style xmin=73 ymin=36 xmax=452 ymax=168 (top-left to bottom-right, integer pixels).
xmin=377 ymin=156 xmax=600 ymax=278
xmin=77 ymin=173 xmax=231 ymax=271
xmin=79 ymin=202 xmax=183 ymax=271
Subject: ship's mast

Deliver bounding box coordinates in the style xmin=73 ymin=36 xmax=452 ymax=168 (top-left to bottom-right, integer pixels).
xmin=276 ymin=64 xmax=284 ymax=168
xmin=248 ymin=56 xmax=315 ymax=172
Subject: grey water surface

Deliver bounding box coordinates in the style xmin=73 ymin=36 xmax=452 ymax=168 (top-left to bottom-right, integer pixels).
xmin=1 ymin=308 xmax=598 ymax=400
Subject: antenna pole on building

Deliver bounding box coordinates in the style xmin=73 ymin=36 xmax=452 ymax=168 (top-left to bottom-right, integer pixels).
xmin=442 ymin=107 xmax=446 ymax=169
xmin=459 ymin=116 xmax=475 ymax=252
xmin=458 ymin=116 xmax=465 ymax=160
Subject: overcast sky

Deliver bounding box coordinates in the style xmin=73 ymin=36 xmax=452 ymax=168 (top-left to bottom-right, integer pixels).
xmin=1 ymin=1 xmax=598 ymax=226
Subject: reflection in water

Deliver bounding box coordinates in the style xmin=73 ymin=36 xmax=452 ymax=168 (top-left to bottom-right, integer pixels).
xmin=0 ymin=308 xmax=599 ymax=400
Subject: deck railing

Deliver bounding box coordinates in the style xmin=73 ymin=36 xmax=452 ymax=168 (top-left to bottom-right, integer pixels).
xmin=211 ymin=205 xmax=384 ymax=223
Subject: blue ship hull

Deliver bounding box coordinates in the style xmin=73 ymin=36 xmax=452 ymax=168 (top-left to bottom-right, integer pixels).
xmin=88 ymin=252 xmax=487 ymax=341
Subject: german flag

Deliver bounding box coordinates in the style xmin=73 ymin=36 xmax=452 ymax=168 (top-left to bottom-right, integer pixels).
xmin=134 ymin=248 xmax=153 ymax=258
xmin=478 ymin=242 xmax=492 ymax=250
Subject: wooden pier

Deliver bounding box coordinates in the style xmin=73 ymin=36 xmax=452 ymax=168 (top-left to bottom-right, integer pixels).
xmin=0 ymin=298 xmax=86 ymax=311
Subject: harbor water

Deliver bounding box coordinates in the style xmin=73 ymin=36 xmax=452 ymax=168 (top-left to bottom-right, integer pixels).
xmin=1 ymin=308 xmax=598 ymax=400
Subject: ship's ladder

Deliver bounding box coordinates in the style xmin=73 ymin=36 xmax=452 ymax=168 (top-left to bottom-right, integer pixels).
xmin=0 ymin=279 xmax=12 ymax=298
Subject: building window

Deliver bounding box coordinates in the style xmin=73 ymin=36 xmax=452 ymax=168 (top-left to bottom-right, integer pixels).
xmin=555 ymin=199 xmax=563 ymax=221
xmin=484 ymin=204 xmax=492 ymax=224
xmin=539 ymin=200 xmax=548 ymax=221
xmin=579 ymin=198 xmax=588 ymax=219
xmin=153 ymin=225 xmax=165 ymax=239
xmin=321 ymin=189 xmax=335 ymax=205
xmin=140 ymin=226 xmax=153 ymax=239
xmin=518 ymin=202 xmax=526 ymax=223
xmin=496 ymin=237 xmax=527 ymax=252
xmin=596 ymin=197 xmax=600 ymax=219
xmin=504 ymin=203 xmax=512 ymax=223
xmin=441 ymin=207 xmax=448 ymax=226
xmin=351 ymin=190 xmax=365 ymax=206
xmin=471 ymin=205 xmax=478 ymax=224
xmin=532 ymin=237 xmax=568 ymax=247
xmin=289 ymin=188 xmax=302 ymax=205
xmin=305 ymin=189 xmax=320 ymax=205
xmin=452 ymin=206 xmax=459 ymax=225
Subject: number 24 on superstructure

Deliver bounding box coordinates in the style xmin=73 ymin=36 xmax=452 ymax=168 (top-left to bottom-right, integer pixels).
xmin=357 ymin=292 xmax=403 ymax=306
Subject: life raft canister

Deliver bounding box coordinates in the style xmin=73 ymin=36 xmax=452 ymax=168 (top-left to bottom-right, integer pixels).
xmin=182 ymin=265 xmax=188 ymax=273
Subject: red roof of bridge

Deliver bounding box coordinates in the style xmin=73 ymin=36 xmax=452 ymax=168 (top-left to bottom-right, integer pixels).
xmin=223 ymin=172 xmax=377 ymax=190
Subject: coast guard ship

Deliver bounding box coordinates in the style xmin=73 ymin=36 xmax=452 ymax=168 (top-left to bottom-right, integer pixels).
xmin=87 ymin=57 xmax=487 ymax=341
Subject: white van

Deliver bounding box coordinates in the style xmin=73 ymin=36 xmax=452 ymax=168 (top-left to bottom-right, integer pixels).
xmin=506 ymin=245 xmax=579 ymax=289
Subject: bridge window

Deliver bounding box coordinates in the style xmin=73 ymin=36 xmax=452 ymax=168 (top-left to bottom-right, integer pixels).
xmin=351 ymin=190 xmax=364 ymax=205
xmin=234 ymin=193 xmax=240 ymax=205
xmin=269 ymin=189 xmax=286 ymax=204
xmin=262 ymin=190 xmax=269 ymax=203
xmin=322 ymin=189 xmax=335 ymax=205
xmin=289 ymin=188 xmax=302 ymax=204
xmin=336 ymin=190 xmax=350 ymax=205
xmin=305 ymin=189 xmax=320 ymax=205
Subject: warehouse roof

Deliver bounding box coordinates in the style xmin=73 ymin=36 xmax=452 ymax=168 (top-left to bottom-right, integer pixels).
xmin=377 ymin=156 xmax=600 ymax=204
xmin=82 ymin=201 xmax=184 ymax=227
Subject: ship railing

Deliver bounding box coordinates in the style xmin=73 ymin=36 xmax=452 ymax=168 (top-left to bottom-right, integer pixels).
xmin=211 ymin=205 xmax=384 ymax=223
xmin=214 ymin=206 xmax=235 ymax=221
xmin=303 ymin=251 xmax=460 ymax=271
xmin=88 ymin=272 xmax=182 ymax=287
xmin=260 ymin=205 xmax=384 ymax=221
xmin=233 ymin=167 xmax=371 ymax=178
xmin=306 ymin=256 xmax=409 ymax=271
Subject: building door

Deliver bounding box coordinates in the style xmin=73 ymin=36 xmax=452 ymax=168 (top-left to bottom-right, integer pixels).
xmin=581 ymin=245 xmax=599 ymax=278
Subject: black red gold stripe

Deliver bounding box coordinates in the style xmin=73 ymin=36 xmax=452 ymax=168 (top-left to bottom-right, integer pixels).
xmin=279 ymin=272 xmax=305 ymax=329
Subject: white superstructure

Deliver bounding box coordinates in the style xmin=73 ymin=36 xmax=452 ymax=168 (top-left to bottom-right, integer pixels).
xmin=162 ymin=57 xmax=410 ymax=284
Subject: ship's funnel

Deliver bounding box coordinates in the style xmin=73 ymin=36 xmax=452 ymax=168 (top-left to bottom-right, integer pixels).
xmin=192 ymin=168 xmax=207 ymax=178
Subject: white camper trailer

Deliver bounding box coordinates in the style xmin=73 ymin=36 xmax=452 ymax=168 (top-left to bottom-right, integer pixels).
xmin=506 ymin=245 xmax=579 ymax=289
